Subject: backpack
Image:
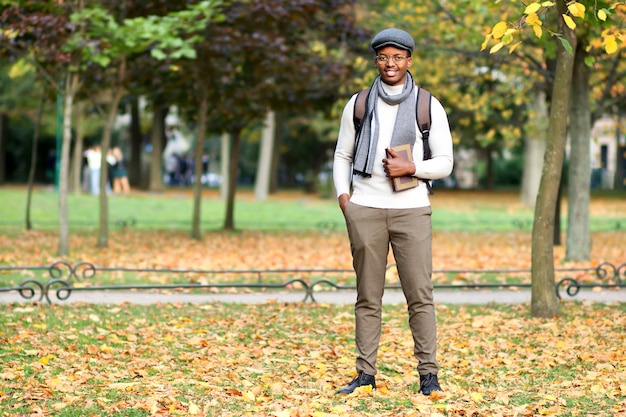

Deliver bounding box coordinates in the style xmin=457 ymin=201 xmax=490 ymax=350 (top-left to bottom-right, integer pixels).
xmin=352 ymin=86 xmax=434 ymax=193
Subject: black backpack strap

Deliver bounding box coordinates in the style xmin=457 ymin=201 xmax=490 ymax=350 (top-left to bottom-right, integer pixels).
xmin=416 ymin=87 xmax=434 ymax=194
xmin=416 ymin=87 xmax=432 ymax=158
xmin=353 ymin=88 xmax=370 ymax=133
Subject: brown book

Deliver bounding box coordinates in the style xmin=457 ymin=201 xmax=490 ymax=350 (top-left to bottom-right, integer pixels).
xmin=386 ymin=144 xmax=419 ymax=192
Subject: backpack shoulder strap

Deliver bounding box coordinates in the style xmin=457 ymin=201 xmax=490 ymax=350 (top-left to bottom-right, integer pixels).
xmin=416 ymin=87 xmax=432 ymax=137
xmin=353 ymin=88 xmax=370 ymax=132
xmin=416 ymin=86 xmax=432 ymax=158
xmin=416 ymin=86 xmax=434 ymax=194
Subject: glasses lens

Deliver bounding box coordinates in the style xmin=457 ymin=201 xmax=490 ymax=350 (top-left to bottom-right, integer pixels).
xmin=377 ymin=55 xmax=405 ymax=64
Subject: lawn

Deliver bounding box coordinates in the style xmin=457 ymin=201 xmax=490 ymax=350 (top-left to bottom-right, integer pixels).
xmin=1 ymin=186 xmax=625 ymax=232
xmin=0 ymin=301 xmax=624 ymax=416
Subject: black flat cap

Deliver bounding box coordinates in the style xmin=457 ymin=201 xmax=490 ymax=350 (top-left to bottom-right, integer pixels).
xmin=371 ymin=28 xmax=415 ymax=54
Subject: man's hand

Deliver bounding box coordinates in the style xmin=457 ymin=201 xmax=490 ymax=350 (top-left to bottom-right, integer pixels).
xmin=383 ymin=148 xmax=416 ymax=178
xmin=338 ymin=193 xmax=350 ymax=213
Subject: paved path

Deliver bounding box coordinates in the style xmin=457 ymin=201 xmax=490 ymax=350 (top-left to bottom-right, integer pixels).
xmin=1 ymin=288 xmax=623 ymax=305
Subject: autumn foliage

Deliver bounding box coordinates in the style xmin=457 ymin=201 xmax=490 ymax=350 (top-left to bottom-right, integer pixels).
xmin=1 ymin=302 xmax=625 ymax=416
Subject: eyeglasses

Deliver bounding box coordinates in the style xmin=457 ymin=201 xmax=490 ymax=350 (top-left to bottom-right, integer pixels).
xmin=376 ymin=55 xmax=408 ymax=64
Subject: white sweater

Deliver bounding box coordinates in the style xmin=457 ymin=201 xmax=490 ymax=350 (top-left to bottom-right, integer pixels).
xmin=333 ymin=83 xmax=454 ymax=209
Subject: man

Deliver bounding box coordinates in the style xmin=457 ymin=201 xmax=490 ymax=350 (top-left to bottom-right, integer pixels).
xmin=333 ymin=28 xmax=454 ymax=396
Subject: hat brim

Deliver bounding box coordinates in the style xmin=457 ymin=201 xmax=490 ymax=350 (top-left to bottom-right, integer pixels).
xmin=372 ymin=41 xmax=412 ymax=53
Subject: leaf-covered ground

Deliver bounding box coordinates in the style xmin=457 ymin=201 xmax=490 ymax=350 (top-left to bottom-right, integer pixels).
xmin=1 ymin=302 xmax=625 ymax=416
xmin=1 ymin=190 xmax=625 ymax=415
xmin=1 ymin=229 xmax=624 ymax=287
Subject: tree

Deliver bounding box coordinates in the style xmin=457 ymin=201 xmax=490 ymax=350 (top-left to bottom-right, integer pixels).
xmin=65 ymin=0 xmax=223 ymax=247
xmin=483 ymin=0 xmax=625 ymax=316
xmin=183 ymin=0 xmax=365 ymax=231
xmin=1 ymin=0 xmax=83 ymax=255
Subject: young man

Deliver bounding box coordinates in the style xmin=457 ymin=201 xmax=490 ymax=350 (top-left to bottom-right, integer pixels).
xmin=333 ymin=28 xmax=454 ymax=395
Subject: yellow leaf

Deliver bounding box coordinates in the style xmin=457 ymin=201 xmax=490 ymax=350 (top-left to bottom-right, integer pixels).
xmin=492 ymin=21 xmax=508 ymax=39
xmin=533 ymin=24 xmax=543 ymax=38
xmin=525 ymin=12 xmax=540 ymax=25
xmin=8 ymin=59 xmax=34 ymax=79
xmin=481 ymin=34 xmax=492 ymax=51
xmin=490 ymin=42 xmax=505 ymax=54
xmin=352 ymin=384 xmax=373 ymax=395
xmin=188 ymin=402 xmax=200 ymax=414
xmin=39 ymin=354 xmax=54 ymax=365
xmin=541 ymin=1 xmax=555 ymax=6
xmin=598 ymin=10 xmax=607 ymax=21
xmin=563 ymin=14 xmax=576 ymax=29
xmin=524 ymin=2 xmax=542 ymax=14
xmin=604 ymin=36 xmax=618 ymax=54
xmin=470 ymin=392 xmax=484 ymax=403
xmin=243 ymin=390 xmax=256 ymax=402
xmin=509 ymin=41 xmax=522 ymax=53
xmin=568 ymin=2 xmax=585 ymax=18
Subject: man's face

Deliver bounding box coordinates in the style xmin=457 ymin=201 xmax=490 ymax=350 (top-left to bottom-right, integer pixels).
xmin=375 ymin=46 xmax=412 ymax=86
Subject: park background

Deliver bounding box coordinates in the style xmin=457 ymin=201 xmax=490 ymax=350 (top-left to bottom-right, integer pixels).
xmin=1 ymin=1 xmax=626 ymax=416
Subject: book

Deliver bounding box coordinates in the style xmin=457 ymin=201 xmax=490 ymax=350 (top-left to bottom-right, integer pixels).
xmin=386 ymin=144 xmax=419 ymax=192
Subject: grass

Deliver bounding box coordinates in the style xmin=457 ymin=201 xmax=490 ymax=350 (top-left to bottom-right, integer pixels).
xmin=0 ymin=301 xmax=624 ymax=416
xmin=1 ymin=186 xmax=625 ymax=232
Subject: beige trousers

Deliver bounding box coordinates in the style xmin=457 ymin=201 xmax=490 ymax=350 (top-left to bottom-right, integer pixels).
xmin=344 ymin=202 xmax=439 ymax=376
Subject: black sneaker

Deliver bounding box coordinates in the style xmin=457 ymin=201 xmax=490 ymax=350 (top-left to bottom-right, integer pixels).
xmin=336 ymin=372 xmax=376 ymax=395
xmin=419 ymin=373 xmax=442 ymax=395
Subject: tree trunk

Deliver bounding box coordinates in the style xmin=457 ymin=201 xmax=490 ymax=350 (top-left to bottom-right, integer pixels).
xmin=191 ymin=90 xmax=208 ymax=240
xmin=269 ymin=111 xmax=283 ymax=194
xmin=531 ymin=2 xmax=576 ymax=318
xmin=97 ymin=58 xmax=126 ymax=248
xmin=26 ymin=94 xmax=46 ymax=230
xmin=254 ymin=110 xmax=275 ymax=200
xmin=220 ymin=132 xmax=230 ymax=199
xmin=224 ymin=127 xmax=241 ymax=230
xmin=485 ymin=147 xmax=494 ymax=190
xmin=129 ymin=96 xmax=142 ymax=188
xmin=520 ymin=90 xmax=548 ymax=207
xmin=566 ymin=42 xmax=591 ymax=261
xmin=0 ymin=113 xmax=7 ymax=185
xmin=149 ymin=101 xmax=166 ymax=193
xmin=58 ymin=71 xmax=79 ymax=256
xmin=554 ymin=168 xmax=563 ymax=246
xmin=70 ymin=101 xmax=86 ymax=194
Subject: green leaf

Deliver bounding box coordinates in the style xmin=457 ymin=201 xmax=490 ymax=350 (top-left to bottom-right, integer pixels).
xmin=151 ymin=49 xmax=167 ymax=60
xmin=584 ymin=56 xmax=595 ymax=67
xmin=181 ymin=48 xmax=197 ymax=59
xmin=559 ymin=37 xmax=573 ymax=54
xmin=93 ymin=55 xmax=111 ymax=67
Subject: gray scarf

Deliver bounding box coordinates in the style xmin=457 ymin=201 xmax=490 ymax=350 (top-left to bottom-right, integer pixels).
xmin=353 ymin=72 xmax=416 ymax=177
